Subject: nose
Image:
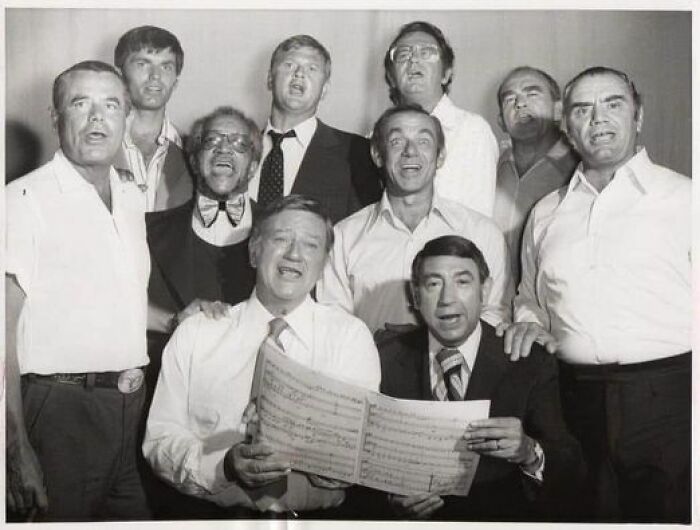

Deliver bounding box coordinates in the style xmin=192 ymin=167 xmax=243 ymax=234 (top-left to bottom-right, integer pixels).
xmin=402 ymin=139 xmax=418 ymax=156
xmin=88 ymin=102 xmax=104 ymax=122
xmin=284 ymin=237 xmax=302 ymax=261
xmin=293 ymin=64 xmax=304 ymax=78
xmin=590 ymin=101 xmax=607 ymax=124
xmin=515 ymin=94 xmax=527 ymax=109
xmin=438 ymin=281 xmax=456 ymax=306
xmin=148 ymin=65 xmax=161 ymax=80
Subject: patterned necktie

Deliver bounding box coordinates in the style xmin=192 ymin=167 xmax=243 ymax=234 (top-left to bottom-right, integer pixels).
xmin=257 ymin=130 xmax=296 ymax=209
xmin=434 ymin=348 xmax=468 ymax=401
xmin=197 ymin=194 xmax=245 ymax=228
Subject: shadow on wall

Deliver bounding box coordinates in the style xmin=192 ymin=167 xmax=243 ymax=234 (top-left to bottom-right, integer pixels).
xmin=6 ymin=120 xmax=43 ymax=183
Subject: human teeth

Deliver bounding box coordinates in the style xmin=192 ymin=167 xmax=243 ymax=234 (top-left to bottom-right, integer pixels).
xmin=279 ymin=267 xmax=301 ymax=277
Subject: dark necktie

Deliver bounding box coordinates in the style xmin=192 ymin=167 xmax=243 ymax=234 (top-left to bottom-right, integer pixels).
xmin=197 ymin=194 xmax=245 ymax=228
xmin=434 ymin=348 xmax=468 ymax=401
xmin=257 ymin=130 xmax=297 ymax=209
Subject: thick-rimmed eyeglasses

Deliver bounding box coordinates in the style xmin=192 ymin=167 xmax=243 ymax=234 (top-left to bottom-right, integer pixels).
xmin=389 ymin=44 xmax=441 ymax=64
xmin=202 ymin=132 xmax=253 ymax=153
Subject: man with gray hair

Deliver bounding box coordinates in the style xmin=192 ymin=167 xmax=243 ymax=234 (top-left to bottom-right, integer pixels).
xmin=6 ymin=60 xmax=151 ymax=521
xmin=249 ymin=34 xmax=381 ymax=222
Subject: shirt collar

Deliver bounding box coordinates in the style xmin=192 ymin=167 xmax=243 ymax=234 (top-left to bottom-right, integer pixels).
xmin=428 ymin=321 xmax=482 ymax=374
xmin=566 ymin=147 xmax=650 ymax=197
xmin=123 ymin=112 xmax=182 ymax=148
xmin=430 ymin=94 xmax=457 ymax=127
xmin=248 ymin=290 xmax=314 ymax=351
xmin=265 ymin=116 xmax=317 ymax=149
xmin=367 ymin=191 xmax=458 ymax=233
xmin=52 ymin=149 xmax=117 ymax=194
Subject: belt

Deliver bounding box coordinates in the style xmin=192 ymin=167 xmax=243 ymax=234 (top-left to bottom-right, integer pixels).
xmin=26 ymin=367 xmax=145 ymax=394
xmin=560 ymin=351 xmax=691 ymax=382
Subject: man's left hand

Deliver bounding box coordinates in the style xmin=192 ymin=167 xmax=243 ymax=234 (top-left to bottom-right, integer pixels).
xmin=464 ymin=417 xmax=538 ymax=468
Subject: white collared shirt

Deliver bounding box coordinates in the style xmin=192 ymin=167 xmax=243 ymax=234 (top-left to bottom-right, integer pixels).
xmin=6 ymin=150 xmax=150 ymax=374
xmin=248 ymin=116 xmax=318 ymax=201
xmin=493 ymin=138 xmax=578 ymax=282
xmin=122 ymin=113 xmax=182 ymax=211
xmin=515 ymin=149 xmax=691 ymax=365
xmin=191 ymin=192 xmax=253 ymax=247
xmin=143 ymin=292 xmax=380 ymax=504
xmin=428 ymin=322 xmax=482 ymax=398
xmin=316 ymin=192 xmax=513 ymax=333
xmin=431 ymin=95 xmax=499 ymax=218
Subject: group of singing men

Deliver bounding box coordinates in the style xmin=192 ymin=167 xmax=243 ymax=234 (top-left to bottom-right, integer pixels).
xmin=5 ymin=21 xmax=691 ymax=524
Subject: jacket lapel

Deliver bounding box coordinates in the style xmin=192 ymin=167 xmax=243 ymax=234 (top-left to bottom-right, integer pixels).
xmin=291 ymin=120 xmax=338 ymax=196
xmin=464 ymin=323 xmax=509 ymax=402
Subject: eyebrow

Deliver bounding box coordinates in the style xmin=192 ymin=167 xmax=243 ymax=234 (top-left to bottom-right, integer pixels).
xmin=570 ymin=93 xmax=627 ymax=108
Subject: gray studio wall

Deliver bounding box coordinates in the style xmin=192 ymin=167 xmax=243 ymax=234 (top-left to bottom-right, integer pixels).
xmin=5 ymin=9 xmax=691 ymax=181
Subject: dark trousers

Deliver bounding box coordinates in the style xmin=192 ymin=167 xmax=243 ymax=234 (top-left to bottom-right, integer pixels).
xmin=559 ymin=352 xmax=691 ymax=523
xmin=20 ymin=376 xmax=151 ymax=521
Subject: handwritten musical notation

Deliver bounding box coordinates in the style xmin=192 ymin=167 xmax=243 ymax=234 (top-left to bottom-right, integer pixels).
xmin=251 ymin=342 xmax=490 ymax=496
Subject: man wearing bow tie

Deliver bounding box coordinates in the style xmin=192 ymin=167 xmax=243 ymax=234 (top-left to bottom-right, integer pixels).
xmin=248 ymin=34 xmax=381 ymax=223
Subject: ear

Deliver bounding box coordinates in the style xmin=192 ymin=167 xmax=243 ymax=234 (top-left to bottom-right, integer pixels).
xmin=409 ymin=282 xmax=421 ymax=310
xmin=370 ymin=143 xmax=384 ymax=169
xmin=171 ymin=76 xmax=179 ymax=92
xmin=441 ymin=67 xmax=453 ymax=87
xmin=248 ymin=238 xmax=259 ymax=268
xmin=50 ymin=107 xmax=60 ymax=131
xmin=635 ymin=105 xmax=644 ymax=133
xmin=436 ymin=145 xmax=446 ymax=169
xmin=553 ymin=100 xmax=562 ymax=122
xmin=266 ymin=70 xmax=273 ymax=91
xmin=319 ymin=78 xmax=330 ymax=102
xmin=480 ymin=277 xmax=493 ymax=304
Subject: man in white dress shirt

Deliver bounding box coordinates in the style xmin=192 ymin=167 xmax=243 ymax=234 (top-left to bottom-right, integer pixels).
xmin=383 ymin=20 xmax=499 ymax=217
xmin=6 ymin=61 xmax=151 ymax=521
xmin=143 ymin=195 xmax=381 ymax=518
xmin=503 ymin=66 xmax=691 ymax=523
xmin=317 ymin=104 xmax=512 ymax=334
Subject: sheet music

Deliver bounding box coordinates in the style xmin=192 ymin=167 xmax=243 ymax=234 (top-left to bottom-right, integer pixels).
xmin=252 ymin=341 xmax=490 ymax=496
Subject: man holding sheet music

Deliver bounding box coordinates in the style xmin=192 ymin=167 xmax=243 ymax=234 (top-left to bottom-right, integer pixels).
xmin=143 ymin=195 xmax=380 ymax=518
xmin=366 ymin=235 xmax=582 ymax=521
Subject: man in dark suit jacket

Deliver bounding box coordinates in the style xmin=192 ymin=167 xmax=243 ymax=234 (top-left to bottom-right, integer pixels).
xmin=249 ymin=34 xmax=381 ymax=223
xmin=367 ymin=235 xmax=582 ymax=521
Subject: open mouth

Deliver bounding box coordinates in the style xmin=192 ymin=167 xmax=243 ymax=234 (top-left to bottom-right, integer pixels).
xmin=145 ymin=85 xmax=163 ymax=93
xmin=401 ymin=162 xmax=422 ymax=173
xmin=590 ymin=131 xmax=615 ymax=144
xmin=85 ymin=131 xmax=108 ymax=142
xmin=278 ymin=265 xmax=303 ymax=279
xmin=213 ymin=158 xmax=234 ymax=169
xmin=407 ymin=70 xmax=424 ymax=80
xmin=288 ymin=81 xmax=305 ymax=95
xmin=437 ymin=313 xmax=463 ymax=326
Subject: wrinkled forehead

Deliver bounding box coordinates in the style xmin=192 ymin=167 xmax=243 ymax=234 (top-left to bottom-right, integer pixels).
xmin=263 ymin=209 xmax=326 ymax=237
xmin=419 ymin=255 xmax=480 ymax=277
xmin=274 ymin=45 xmax=328 ymax=67
xmin=567 ymin=72 xmax=634 ymax=105
xmin=501 ymin=71 xmax=550 ymax=96
xmin=204 ymin=114 xmax=251 ymax=136
xmin=395 ymin=30 xmax=440 ymax=49
xmin=57 ymin=70 xmax=127 ymax=108
xmin=383 ymin=111 xmax=438 ymax=138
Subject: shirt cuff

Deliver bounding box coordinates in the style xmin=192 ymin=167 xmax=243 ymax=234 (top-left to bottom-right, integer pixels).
xmin=519 ymin=441 xmax=545 ymax=483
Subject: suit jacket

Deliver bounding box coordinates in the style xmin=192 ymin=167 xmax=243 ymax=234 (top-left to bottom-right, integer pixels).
xmin=356 ymin=322 xmax=583 ymax=521
xmin=284 ymin=119 xmax=382 ymax=224
xmin=114 ymin=142 xmax=194 ymax=212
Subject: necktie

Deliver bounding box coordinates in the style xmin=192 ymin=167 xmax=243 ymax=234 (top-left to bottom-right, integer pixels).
xmin=257 ymin=130 xmax=296 ymax=209
xmin=434 ymin=348 xmax=468 ymax=401
xmin=197 ymin=194 xmax=245 ymax=228
xmin=266 ymin=317 xmax=289 ymax=351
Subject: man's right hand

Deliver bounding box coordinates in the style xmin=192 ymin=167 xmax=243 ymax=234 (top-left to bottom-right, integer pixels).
xmin=496 ymin=322 xmax=557 ymax=361
xmin=6 ymin=439 xmax=48 ymax=516
xmin=387 ymin=493 xmax=444 ymax=519
xmin=224 ymin=441 xmax=291 ymax=488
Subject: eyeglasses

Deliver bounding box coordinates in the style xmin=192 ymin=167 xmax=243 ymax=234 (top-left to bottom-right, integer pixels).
xmin=389 ymin=44 xmax=441 ymax=64
xmin=202 ymin=132 xmax=253 ymax=153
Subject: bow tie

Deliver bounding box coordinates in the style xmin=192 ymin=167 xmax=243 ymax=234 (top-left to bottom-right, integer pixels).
xmin=197 ymin=194 xmax=245 ymax=228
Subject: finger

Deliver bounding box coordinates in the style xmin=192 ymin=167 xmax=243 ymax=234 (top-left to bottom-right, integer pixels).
xmin=238 ymin=442 xmax=274 ymax=459
xmin=8 ymin=489 xmax=21 ymax=513
xmin=401 ymin=493 xmax=435 ymax=508
xmin=467 ymin=418 xmax=513 ymax=429
xmin=543 ymin=336 xmax=558 ymax=354
xmin=34 ymin=486 xmax=49 ymax=513
xmin=412 ymin=496 xmax=444 ymax=518
xmin=241 ymin=402 xmax=257 ymax=423
xmin=495 ymin=321 xmax=508 ymax=337
xmin=241 ymin=469 xmax=290 ymax=487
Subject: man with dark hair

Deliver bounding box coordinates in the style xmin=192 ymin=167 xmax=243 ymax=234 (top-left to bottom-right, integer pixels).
xmin=248 ymin=34 xmax=381 ymax=223
xmin=113 ymin=25 xmax=193 ymax=211
xmin=383 ymin=21 xmax=498 ymax=217
xmin=504 ymin=66 xmax=691 ymax=523
xmin=6 ymin=60 xmax=151 ymax=521
xmin=318 ymin=104 xmax=512 ymax=334
xmin=143 ymin=194 xmax=380 ymax=517
xmin=493 ymin=66 xmax=578 ymax=281
xmin=367 ymin=235 xmax=581 ymax=521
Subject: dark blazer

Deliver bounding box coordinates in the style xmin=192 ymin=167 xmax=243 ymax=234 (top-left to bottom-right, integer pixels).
xmin=114 ymin=142 xmax=194 ymax=212
xmin=285 ymin=119 xmax=382 ymax=223
xmin=356 ymin=322 xmax=583 ymax=521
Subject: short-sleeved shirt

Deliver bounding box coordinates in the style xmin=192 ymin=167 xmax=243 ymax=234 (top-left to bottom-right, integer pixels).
xmin=6 ymin=150 xmax=150 ymax=374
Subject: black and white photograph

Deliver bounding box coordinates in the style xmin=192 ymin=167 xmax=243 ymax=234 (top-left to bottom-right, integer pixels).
xmin=3 ymin=2 xmax=695 ymax=527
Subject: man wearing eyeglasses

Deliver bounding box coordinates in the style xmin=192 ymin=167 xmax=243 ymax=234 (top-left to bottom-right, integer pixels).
xmin=248 ymin=34 xmax=381 ymax=223
xmin=384 ymin=21 xmax=498 ymax=217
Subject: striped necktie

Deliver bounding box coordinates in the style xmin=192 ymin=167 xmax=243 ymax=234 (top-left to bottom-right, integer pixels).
xmin=434 ymin=348 xmax=468 ymax=401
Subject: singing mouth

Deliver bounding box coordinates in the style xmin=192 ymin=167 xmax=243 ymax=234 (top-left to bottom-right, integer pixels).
xmin=590 ymin=130 xmax=615 ymax=144
xmin=278 ymin=265 xmax=303 ymax=279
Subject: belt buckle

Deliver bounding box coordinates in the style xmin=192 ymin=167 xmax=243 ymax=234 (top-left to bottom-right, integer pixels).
xmin=117 ymin=368 xmax=144 ymax=394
